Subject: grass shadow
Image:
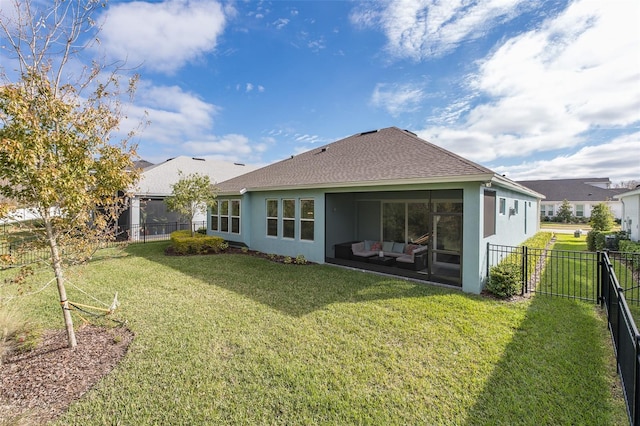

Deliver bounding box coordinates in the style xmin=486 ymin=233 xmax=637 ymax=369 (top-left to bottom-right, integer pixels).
xmin=465 ymin=295 xmax=626 ymax=425
xmin=124 ymin=241 xmax=454 ymax=317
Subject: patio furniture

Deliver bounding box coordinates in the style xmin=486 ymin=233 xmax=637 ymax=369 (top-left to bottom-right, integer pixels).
xmin=368 ymin=255 xmax=395 ymax=266
xmin=350 ymin=241 xmax=428 ymax=269
xmin=396 ymin=245 xmax=429 ymax=271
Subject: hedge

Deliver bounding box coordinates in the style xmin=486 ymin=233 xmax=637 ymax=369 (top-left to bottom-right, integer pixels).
xmin=485 ymin=232 xmax=554 ymax=299
xmin=619 ymin=240 xmax=640 ymax=253
xmin=170 ymin=230 xmax=226 ymax=255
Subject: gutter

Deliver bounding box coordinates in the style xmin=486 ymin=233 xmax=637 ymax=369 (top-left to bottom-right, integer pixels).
xmin=216 ymin=173 xmax=496 ymax=196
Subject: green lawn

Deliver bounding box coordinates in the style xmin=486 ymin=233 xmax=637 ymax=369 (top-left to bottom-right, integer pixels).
xmin=1 ymin=242 xmax=627 ymax=425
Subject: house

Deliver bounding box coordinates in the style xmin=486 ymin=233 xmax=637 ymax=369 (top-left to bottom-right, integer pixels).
xmin=617 ymin=186 xmax=640 ymax=241
xmin=516 ymin=178 xmax=625 ymax=221
xmin=119 ymin=156 xmax=258 ymax=238
xmin=209 ymin=127 xmax=543 ymax=294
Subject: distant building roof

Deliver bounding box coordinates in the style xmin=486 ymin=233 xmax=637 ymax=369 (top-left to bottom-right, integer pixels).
xmin=135 ymin=156 xmax=258 ymax=196
xmin=133 ymin=159 xmax=154 ymax=169
xmin=517 ymin=178 xmax=625 ymax=202
xmin=217 ymin=127 xmax=537 ymax=197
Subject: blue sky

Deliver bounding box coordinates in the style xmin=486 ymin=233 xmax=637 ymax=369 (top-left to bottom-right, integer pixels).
xmin=4 ymin=0 xmax=640 ymax=182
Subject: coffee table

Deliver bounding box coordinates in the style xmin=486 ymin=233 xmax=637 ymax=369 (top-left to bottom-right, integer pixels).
xmin=369 ymin=256 xmax=395 ymax=266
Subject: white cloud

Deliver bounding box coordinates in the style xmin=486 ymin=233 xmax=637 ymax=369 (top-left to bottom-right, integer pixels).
xmin=493 ymin=132 xmax=640 ymax=182
xmin=273 ymin=18 xmax=289 ymax=29
xmin=371 ymin=83 xmax=425 ymax=116
xmin=351 ymin=0 xmax=530 ymax=60
xmin=183 ymin=134 xmax=253 ymax=156
xmin=98 ymin=0 xmax=227 ymax=74
xmin=121 ymin=80 xmax=219 ymax=146
xmin=120 ymin=81 xmax=267 ymax=164
xmin=418 ymin=0 xmax=640 ymax=165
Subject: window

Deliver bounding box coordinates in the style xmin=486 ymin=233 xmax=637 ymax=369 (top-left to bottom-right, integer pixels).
xmin=211 ymin=199 xmax=241 ymax=234
xmin=547 ymin=205 xmax=554 ymax=216
xmin=210 ymin=202 xmax=219 ymax=231
xmin=484 ymin=191 xmax=496 ymax=237
xmin=220 ymin=200 xmax=229 ymax=232
xmin=300 ymin=199 xmax=314 ymax=241
xmin=267 ymin=199 xmax=278 ymax=237
xmin=513 ymin=200 xmax=519 ymax=214
xmin=575 ymin=204 xmax=584 ymax=217
xmin=283 ymin=199 xmax=296 ymax=239
xmin=499 ymin=198 xmax=506 ymax=215
xmin=230 ymin=200 xmax=241 ymax=234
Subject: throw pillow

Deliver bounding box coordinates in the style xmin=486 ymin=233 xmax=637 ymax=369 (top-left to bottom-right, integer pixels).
xmin=371 ymin=242 xmax=382 ymax=251
xmin=405 ymin=244 xmax=418 ymax=254
xmin=382 ymin=241 xmax=394 ymax=252
xmin=393 ymin=242 xmax=405 ymax=253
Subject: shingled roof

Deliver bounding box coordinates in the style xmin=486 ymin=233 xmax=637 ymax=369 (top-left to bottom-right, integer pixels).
xmin=217 ymin=127 xmax=496 ymax=194
xmin=136 ymin=156 xmax=258 ymax=196
xmin=517 ymin=178 xmax=626 ymax=202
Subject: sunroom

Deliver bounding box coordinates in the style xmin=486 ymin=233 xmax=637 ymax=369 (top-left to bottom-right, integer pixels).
xmin=325 ymin=189 xmax=463 ymax=286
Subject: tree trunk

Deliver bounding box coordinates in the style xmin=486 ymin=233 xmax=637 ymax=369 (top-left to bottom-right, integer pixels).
xmin=44 ymin=218 xmax=77 ymax=348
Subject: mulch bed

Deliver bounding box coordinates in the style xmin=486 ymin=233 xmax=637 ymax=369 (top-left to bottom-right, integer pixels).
xmin=165 ymin=245 xmax=313 ymax=264
xmin=0 ymin=325 xmax=134 ymax=424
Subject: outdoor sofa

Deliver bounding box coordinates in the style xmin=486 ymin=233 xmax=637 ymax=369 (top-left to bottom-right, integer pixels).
xmin=351 ymin=240 xmax=429 ymax=271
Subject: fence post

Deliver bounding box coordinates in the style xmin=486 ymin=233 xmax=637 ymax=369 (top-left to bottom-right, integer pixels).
xmin=521 ymin=246 xmax=528 ymax=295
xmin=597 ymin=251 xmax=602 ymax=305
xmin=486 ymin=242 xmax=490 ymax=280
xmin=636 ymin=335 xmax=640 ymax=426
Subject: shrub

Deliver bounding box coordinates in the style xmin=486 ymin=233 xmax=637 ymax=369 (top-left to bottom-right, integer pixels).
xmin=523 ymin=232 xmax=554 ymax=250
xmin=619 ymin=240 xmax=640 ymax=253
xmin=196 ymin=227 xmax=207 ymax=235
xmin=283 ymin=256 xmax=293 ymax=264
xmin=170 ymin=230 xmax=226 ymax=255
xmin=586 ymin=230 xmax=606 ymax=252
xmin=487 ymin=263 xmax=522 ymax=299
xmin=589 ymin=203 xmax=614 ymax=231
xmin=294 ymin=255 xmax=307 ymax=265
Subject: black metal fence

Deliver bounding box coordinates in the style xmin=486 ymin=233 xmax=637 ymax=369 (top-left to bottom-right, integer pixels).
xmin=0 ymin=237 xmax=50 ymax=268
xmin=121 ymin=221 xmax=207 ymax=243
xmin=488 ymin=244 xmax=640 ymax=425
xmin=487 ymin=244 xmax=640 ymax=304
xmin=601 ymin=251 xmax=640 ymax=426
xmin=1 ymin=221 xmax=207 ymax=270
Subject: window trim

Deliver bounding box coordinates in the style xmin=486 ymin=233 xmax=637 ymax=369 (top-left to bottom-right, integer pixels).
xmin=266 ymin=199 xmax=278 ymax=237
xmin=230 ymin=200 xmax=241 ymax=234
xmin=282 ymin=198 xmax=296 ymax=239
xmin=210 ymin=201 xmax=219 ymax=231
xmin=299 ymin=198 xmax=315 ymax=241
xmin=211 ymin=198 xmax=241 ymax=235
xmin=499 ymin=198 xmax=506 ymax=215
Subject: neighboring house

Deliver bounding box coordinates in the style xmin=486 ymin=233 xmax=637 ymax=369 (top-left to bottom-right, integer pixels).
xmin=617 ymin=186 xmax=640 ymax=241
xmin=119 ymin=156 xmax=258 ymax=237
xmin=516 ymin=178 xmax=625 ymax=221
xmin=209 ymin=127 xmax=543 ymax=294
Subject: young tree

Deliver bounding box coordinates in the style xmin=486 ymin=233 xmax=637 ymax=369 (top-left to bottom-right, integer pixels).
xmin=166 ymin=172 xmax=217 ymax=236
xmin=589 ymin=203 xmax=614 ymax=232
xmin=0 ymin=0 xmax=141 ymax=348
xmin=556 ymin=199 xmax=573 ymax=223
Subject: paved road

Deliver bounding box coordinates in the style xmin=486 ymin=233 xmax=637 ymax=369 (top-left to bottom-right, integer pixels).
xmin=541 ymin=227 xmax=589 ymax=235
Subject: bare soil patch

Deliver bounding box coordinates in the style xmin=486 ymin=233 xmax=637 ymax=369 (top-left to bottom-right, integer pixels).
xmin=0 ymin=325 xmax=133 ymax=424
